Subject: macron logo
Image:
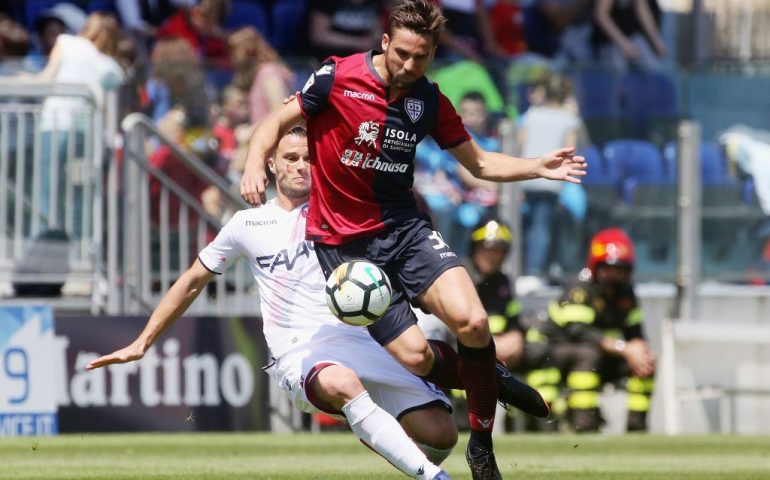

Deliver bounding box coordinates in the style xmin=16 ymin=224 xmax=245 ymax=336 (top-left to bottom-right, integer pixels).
xmin=344 ymin=90 xmax=376 ymax=101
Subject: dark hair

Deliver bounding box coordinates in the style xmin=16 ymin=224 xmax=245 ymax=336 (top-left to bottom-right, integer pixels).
xmin=285 ymin=125 xmax=307 ymax=138
xmin=0 ymin=18 xmax=30 ymax=57
xmin=388 ymin=0 xmax=445 ymax=46
xmin=537 ymin=73 xmax=571 ymax=104
xmin=460 ymin=91 xmax=486 ymax=105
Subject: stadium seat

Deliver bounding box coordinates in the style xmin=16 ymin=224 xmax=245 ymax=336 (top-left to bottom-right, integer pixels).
xmin=663 ymin=141 xmax=734 ymax=185
xmin=87 ymin=0 xmax=117 ymax=14
xmin=570 ymin=69 xmax=629 ymax=145
xmin=570 ymin=69 xmax=622 ymax=120
xmin=225 ymin=0 xmax=269 ymax=34
xmin=661 ymin=143 xmax=762 ymax=280
xmin=603 ymin=139 xmax=667 ymax=186
xmin=578 ymin=144 xmax=617 ymax=187
xmin=605 ymin=140 xmax=675 ymax=279
xmin=270 ymin=0 xmax=308 ymax=52
xmin=24 ymin=0 xmax=60 ymax=29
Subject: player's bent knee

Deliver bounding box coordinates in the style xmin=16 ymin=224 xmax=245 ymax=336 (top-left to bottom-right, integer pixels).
xmin=311 ymin=365 xmax=365 ymax=406
xmin=399 ymin=350 xmax=433 ymax=376
xmin=401 ymin=408 xmax=458 ymax=453
xmin=454 ymin=310 xmax=491 ymax=346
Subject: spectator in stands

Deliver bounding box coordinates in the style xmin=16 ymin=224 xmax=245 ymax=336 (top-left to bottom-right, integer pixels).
xmin=227 ymin=27 xmax=295 ymax=127
xmin=34 ymin=12 xmax=125 ymax=237
xmin=517 ymin=73 xmax=581 ymax=280
xmin=0 ymin=15 xmax=31 ymax=75
xmin=213 ymin=84 xmax=250 ymax=163
xmin=308 ymin=0 xmax=387 ymax=62
xmin=592 ymin=0 xmax=667 ymax=72
xmin=149 ymin=108 xmax=220 ymax=275
xmin=487 ymin=0 xmax=527 ymax=59
xmin=156 ymin=0 xmax=230 ymax=66
xmin=437 ymin=0 xmax=504 ymax=61
xmin=146 ymin=36 xmax=212 ymax=127
xmin=526 ymin=0 xmax=594 ymax=64
xmin=414 ymin=91 xmax=500 ymax=256
xmin=116 ymin=0 xmax=179 ymax=38
xmin=25 ymin=3 xmax=88 ymax=72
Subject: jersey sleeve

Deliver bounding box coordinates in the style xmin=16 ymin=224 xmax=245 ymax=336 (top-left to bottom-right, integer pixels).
xmin=431 ymin=88 xmax=470 ymax=150
xmin=298 ymin=61 xmax=336 ymax=117
xmin=197 ymin=213 xmax=244 ymax=274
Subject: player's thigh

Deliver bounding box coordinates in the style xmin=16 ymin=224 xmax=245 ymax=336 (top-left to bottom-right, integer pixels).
xmin=400 ymin=405 xmax=458 ymax=450
xmin=417 ymin=266 xmax=490 ymax=344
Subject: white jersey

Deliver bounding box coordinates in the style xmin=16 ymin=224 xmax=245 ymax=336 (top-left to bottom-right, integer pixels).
xmin=198 ymin=200 xmax=370 ymax=358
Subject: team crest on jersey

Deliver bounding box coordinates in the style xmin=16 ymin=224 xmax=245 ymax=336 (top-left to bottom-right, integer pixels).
xmin=354 ymin=121 xmax=380 ymax=147
xmin=405 ymin=98 xmax=423 ymax=123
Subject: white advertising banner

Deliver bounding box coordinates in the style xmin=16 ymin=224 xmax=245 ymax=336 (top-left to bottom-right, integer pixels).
xmin=0 ymin=306 xmax=58 ymax=436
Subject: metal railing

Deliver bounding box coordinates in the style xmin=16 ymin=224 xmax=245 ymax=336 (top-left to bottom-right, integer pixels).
xmin=114 ymin=113 xmax=254 ymax=315
xmin=0 ymin=80 xmax=109 ymax=309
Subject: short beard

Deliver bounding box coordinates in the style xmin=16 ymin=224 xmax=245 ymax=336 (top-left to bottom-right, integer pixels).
xmin=282 ymin=185 xmax=310 ymax=200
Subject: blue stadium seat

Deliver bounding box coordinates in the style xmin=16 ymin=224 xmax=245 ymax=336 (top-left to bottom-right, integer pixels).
xmin=578 ymin=144 xmax=617 ymax=187
xmin=225 ymin=0 xmax=269 ymax=34
xmin=570 ymin=69 xmax=622 ymax=119
xmin=603 ymin=139 xmax=667 ymax=185
xmin=87 ymin=0 xmax=117 ymax=14
xmin=270 ymin=0 xmax=308 ymax=51
xmin=663 ymin=141 xmax=733 ymax=185
xmin=24 ymin=0 xmax=59 ymax=30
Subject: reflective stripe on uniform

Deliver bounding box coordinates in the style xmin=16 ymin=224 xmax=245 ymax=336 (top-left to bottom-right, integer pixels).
xmin=537 ymin=385 xmax=560 ymax=404
xmin=627 ymin=393 xmax=651 ymax=412
xmin=548 ymin=302 xmax=595 ymax=326
xmin=603 ymin=329 xmax=622 ymax=340
xmin=567 ymin=371 xmax=601 ymax=390
xmin=526 ymin=328 xmax=548 ymax=343
xmin=626 ymin=308 xmax=643 ymax=327
xmin=450 ymin=388 xmax=466 ymax=399
xmin=506 ymin=299 xmax=522 ymax=319
xmin=488 ymin=314 xmax=507 ymax=334
xmin=627 ymin=376 xmax=654 ymax=394
xmin=527 ymin=367 xmax=561 ymax=387
xmin=568 ymin=390 xmax=600 ymax=409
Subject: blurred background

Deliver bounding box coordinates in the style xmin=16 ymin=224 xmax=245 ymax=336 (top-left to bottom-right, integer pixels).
xmin=0 ymin=0 xmax=768 ymax=438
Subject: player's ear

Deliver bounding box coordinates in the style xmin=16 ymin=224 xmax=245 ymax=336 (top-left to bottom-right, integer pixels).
xmin=381 ymin=33 xmax=389 ymax=52
xmin=267 ymin=157 xmax=277 ymax=174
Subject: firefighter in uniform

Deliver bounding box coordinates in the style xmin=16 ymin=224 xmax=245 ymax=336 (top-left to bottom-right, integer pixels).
xmin=528 ymin=228 xmax=656 ymax=432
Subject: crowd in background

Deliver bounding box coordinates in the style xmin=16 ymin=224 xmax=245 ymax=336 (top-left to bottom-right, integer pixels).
xmin=1 ymin=0 xmax=767 ymax=284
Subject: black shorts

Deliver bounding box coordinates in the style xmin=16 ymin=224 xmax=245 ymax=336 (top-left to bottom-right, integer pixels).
xmin=315 ymin=215 xmax=464 ymax=346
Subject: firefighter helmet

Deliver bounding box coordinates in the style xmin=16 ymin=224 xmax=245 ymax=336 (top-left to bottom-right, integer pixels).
xmin=470 ymin=219 xmax=513 ymax=254
xmin=587 ymin=228 xmax=635 ymax=276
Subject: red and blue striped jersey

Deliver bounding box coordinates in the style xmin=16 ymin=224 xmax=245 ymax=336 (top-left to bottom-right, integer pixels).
xmin=299 ymin=51 xmax=470 ymax=245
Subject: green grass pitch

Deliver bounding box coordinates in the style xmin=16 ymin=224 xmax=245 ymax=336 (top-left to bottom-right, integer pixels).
xmin=1 ymin=433 xmax=769 ymax=479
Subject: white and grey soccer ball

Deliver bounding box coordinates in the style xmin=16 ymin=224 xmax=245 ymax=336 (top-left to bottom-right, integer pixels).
xmin=325 ymin=260 xmax=393 ymax=326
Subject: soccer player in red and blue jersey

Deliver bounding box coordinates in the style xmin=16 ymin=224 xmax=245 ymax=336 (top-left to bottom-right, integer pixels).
xmin=241 ymin=1 xmax=586 ymax=478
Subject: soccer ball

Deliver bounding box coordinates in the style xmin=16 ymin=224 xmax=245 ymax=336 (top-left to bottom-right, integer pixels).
xmin=325 ymin=260 xmax=393 ymax=326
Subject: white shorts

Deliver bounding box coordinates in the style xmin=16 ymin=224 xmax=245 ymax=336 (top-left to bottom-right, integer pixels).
xmin=266 ymin=332 xmax=450 ymax=420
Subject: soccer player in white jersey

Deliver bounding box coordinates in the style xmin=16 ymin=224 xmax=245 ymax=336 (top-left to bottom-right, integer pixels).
xmin=87 ymin=126 xmax=455 ymax=480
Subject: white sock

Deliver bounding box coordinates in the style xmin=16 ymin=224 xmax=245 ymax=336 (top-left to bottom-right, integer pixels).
xmin=342 ymin=392 xmax=442 ymax=479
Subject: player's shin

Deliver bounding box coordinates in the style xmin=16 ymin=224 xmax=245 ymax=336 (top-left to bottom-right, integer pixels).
xmin=342 ymin=391 xmax=444 ymax=479
xmin=457 ymin=339 xmax=498 ymax=444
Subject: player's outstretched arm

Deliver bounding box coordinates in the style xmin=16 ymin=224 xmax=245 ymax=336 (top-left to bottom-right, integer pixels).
xmin=241 ymin=99 xmax=304 ymax=207
xmin=449 ymin=139 xmax=587 ymax=183
xmin=86 ymin=260 xmax=214 ymax=370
